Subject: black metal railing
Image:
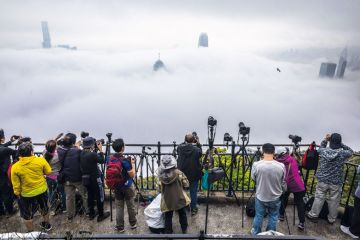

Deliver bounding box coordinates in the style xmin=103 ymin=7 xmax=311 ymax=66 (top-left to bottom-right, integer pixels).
xmin=33 ymin=142 xmax=359 ymax=207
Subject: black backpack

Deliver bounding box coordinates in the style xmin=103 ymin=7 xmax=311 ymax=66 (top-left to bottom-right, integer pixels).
xmin=246 ymin=197 xmax=256 ymax=217
xmin=302 ymin=142 xmax=319 ymax=170
xmin=305 ymin=196 xmax=329 ymax=220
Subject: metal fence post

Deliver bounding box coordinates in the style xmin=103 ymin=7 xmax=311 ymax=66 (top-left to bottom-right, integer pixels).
xmin=227 ymin=141 xmax=235 ymax=197
xmin=157 ymin=141 xmax=161 ymax=166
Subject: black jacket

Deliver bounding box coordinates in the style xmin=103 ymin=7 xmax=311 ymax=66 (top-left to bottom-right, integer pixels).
xmin=80 ymin=151 xmax=104 ymax=179
xmin=0 ymin=144 xmax=17 ymax=179
xmin=58 ymin=146 xmax=82 ymax=182
xmin=177 ymin=142 xmax=202 ymax=182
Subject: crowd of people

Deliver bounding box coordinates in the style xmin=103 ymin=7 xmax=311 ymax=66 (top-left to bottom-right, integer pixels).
xmin=0 ymin=128 xmax=359 ymax=238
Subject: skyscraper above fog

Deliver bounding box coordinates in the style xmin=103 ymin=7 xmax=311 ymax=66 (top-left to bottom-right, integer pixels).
xmin=319 ymin=62 xmax=337 ymax=78
xmin=41 ymin=21 xmax=51 ymax=48
xmin=198 ymin=33 xmax=208 ymax=47
xmin=335 ymin=47 xmax=347 ymax=78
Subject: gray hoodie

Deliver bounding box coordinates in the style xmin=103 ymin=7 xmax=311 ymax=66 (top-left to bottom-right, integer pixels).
xmin=316 ymin=140 xmax=353 ymax=185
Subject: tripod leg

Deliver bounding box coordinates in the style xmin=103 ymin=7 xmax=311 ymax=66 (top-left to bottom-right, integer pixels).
xmin=205 ymin=185 xmax=210 ymax=234
xmin=110 ymin=189 xmax=113 ymax=222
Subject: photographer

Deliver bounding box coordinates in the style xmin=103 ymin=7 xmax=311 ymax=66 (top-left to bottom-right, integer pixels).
xmin=80 ymin=137 xmax=110 ymax=222
xmin=58 ymin=133 xmax=88 ymax=221
xmin=111 ymin=138 xmax=137 ymax=233
xmin=250 ymin=143 xmax=286 ymax=235
xmin=0 ymin=129 xmax=19 ymax=216
xmin=177 ymin=132 xmax=202 ymax=216
xmin=11 ymin=142 xmax=52 ymax=232
xmin=307 ymin=133 xmax=353 ymax=224
xmin=43 ymin=136 xmax=66 ymax=215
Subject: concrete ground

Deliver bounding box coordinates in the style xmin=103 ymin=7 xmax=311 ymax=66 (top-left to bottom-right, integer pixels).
xmin=0 ymin=198 xmax=354 ymax=240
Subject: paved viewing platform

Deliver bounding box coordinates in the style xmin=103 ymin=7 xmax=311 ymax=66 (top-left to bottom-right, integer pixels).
xmin=0 ymin=193 xmax=353 ymax=240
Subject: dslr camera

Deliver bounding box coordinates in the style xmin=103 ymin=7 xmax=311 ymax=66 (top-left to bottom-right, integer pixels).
xmin=81 ymin=131 xmax=89 ymax=139
xmin=289 ymin=134 xmax=302 ymax=144
xmin=239 ymin=122 xmax=250 ymax=135
xmin=223 ymin=132 xmax=233 ymax=142
xmin=208 ymin=116 xmax=217 ymax=127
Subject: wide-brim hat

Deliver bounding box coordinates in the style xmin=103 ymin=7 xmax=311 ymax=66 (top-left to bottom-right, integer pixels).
xmin=329 ymin=133 xmax=342 ymax=149
xmin=82 ymin=137 xmax=96 ymax=149
xmin=161 ymin=155 xmax=177 ymax=170
xmin=275 ymin=147 xmax=288 ymax=156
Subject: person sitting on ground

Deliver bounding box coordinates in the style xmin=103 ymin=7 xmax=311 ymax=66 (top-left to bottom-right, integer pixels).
xmin=306 ymin=133 xmax=353 ymax=224
xmin=157 ymin=155 xmax=190 ymax=234
xmin=111 ymin=138 xmax=137 ymax=233
xmin=340 ymin=165 xmax=360 ymax=239
xmin=0 ymin=129 xmax=19 ymax=217
xmin=251 ymin=143 xmax=286 ymax=235
xmin=11 ymin=142 xmax=52 ymax=232
xmin=177 ymin=132 xmax=202 ymax=216
xmin=57 ymin=133 xmax=88 ymax=221
xmin=276 ymin=147 xmax=306 ymax=231
xmin=80 ymin=137 xmax=110 ymax=222
xmin=43 ymin=137 xmax=66 ymax=215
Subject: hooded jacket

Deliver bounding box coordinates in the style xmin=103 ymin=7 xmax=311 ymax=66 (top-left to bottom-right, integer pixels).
xmin=177 ymin=142 xmax=202 ymax=182
xmin=276 ymin=154 xmax=305 ymax=193
xmin=157 ymin=168 xmax=190 ymax=212
xmin=316 ymin=140 xmax=353 ymax=185
xmin=11 ymin=155 xmax=51 ymax=197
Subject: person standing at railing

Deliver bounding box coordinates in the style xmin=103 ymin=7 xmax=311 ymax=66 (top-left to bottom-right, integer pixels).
xmin=0 ymin=129 xmax=19 ymax=217
xmin=250 ymin=143 xmax=286 ymax=235
xmin=43 ymin=139 xmax=67 ymax=215
xmin=111 ymin=138 xmax=137 ymax=233
xmin=11 ymin=142 xmax=52 ymax=232
xmin=58 ymin=133 xmax=89 ymax=221
xmin=276 ymin=147 xmax=306 ymax=231
xmin=158 ymin=155 xmax=190 ymax=234
xmin=340 ymin=165 xmax=360 ymax=238
xmin=306 ymin=133 xmax=353 ymax=224
xmin=177 ymin=133 xmax=202 ymax=216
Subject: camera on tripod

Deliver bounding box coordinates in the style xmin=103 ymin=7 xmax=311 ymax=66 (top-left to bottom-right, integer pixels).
xmin=81 ymin=131 xmax=89 ymax=139
xmin=208 ymin=116 xmax=217 ymax=127
xmin=223 ymin=133 xmax=233 ymax=142
xmin=289 ymin=134 xmax=302 ymax=144
xmin=238 ymin=122 xmax=250 ymax=136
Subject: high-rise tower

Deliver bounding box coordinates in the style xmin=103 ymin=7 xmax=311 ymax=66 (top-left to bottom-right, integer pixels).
xmin=41 ymin=21 xmax=51 ymax=48
xmin=198 ymin=33 xmax=208 ymax=47
xmin=335 ymin=48 xmax=347 ymax=78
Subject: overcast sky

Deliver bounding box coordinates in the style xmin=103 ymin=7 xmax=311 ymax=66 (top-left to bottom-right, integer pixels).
xmin=0 ymin=0 xmax=359 ymax=149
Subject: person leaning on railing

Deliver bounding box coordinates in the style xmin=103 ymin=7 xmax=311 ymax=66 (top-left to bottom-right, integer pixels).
xmin=306 ymin=133 xmax=353 ymax=224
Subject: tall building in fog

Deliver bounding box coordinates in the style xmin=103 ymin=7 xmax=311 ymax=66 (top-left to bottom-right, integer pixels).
xmin=319 ymin=62 xmax=337 ymax=78
xmin=198 ymin=33 xmax=208 ymax=47
xmin=153 ymin=53 xmax=165 ymax=71
xmin=41 ymin=21 xmax=51 ymax=48
xmin=335 ymin=47 xmax=347 ymax=78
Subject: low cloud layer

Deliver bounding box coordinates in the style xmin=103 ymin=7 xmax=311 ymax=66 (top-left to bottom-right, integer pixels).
xmin=0 ymin=1 xmax=359 ymax=149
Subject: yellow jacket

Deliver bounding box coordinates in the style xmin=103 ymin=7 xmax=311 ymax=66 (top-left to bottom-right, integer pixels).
xmin=11 ymin=155 xmax=51 ymax=197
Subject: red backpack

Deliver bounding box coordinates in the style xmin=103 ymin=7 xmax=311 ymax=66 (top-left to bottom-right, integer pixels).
xmin=302 ymin=142 xmax=319 ymax=170
xmin=105 ymin=155 xmax=127 ymax=190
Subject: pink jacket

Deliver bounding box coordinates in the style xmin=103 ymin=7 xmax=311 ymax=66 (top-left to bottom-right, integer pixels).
xmin=276 ymin=154 xmax=305 ymax=193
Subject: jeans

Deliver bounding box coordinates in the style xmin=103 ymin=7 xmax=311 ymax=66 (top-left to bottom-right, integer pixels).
xmin=115 ymin=184 xmax=137 ymax=229
xmin=164 ymin=207 xmax=188 ymax=233
xmin=251 ymin=197 xmax=281 ymax=235
xmin=280 ymin=191 xmax=305 ymax=224
xmin=64 ymin=181 xmax=88 ymax=219
xmin=47 ymin=178 xmax=66 ymax=211
xmin=308 ymin=181 xmax=342 ymax=223
xmin=189 ymin=181 xmax=198 ymax=210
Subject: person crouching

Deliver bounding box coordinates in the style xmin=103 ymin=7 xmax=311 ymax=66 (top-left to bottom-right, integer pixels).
xmin=157 ymin=155 xmax=190 ymax=234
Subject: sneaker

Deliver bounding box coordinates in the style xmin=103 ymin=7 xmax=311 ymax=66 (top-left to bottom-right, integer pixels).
xmin=50 ymin=210 xmax=56 ymax=216
xmin=306 ymin=212 xmax=318 ymax=223
xmin=40 ymin=222 xmax=52 ymax=232
xmin=130 ymin=223 xmax=137 ymax=229
xmin=340 ymin=225 xmax=359 ymax=239
xmin=97 ymin=211 xmax=110 ymax=222
xmin=298 ymin=222 xmax=305 ymax=231
xmin=114 ymin=226 xmax=125 ymax=233
xmin=191 ymin=208 xmax=198 ymax=216
xmin=278 ymin=214 xmax=285 ymax=221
